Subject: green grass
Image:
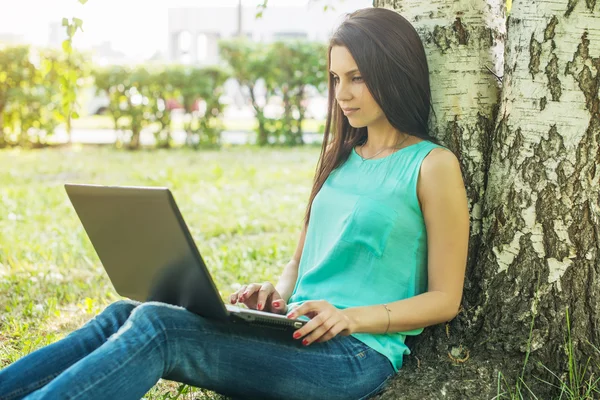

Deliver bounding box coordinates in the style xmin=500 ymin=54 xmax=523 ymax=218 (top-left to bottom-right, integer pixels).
xmin=2 ymin=145 xmax=598 ymax=399
xmin=0 ymin=145 xmax=320 ymax=398
xmin=494 ymin=294 xmax=600 ymax=400
xmin=71 ymin=115 xmax=325 ymax=133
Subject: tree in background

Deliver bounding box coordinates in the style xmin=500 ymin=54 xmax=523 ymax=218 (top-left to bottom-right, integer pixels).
xmin=58 ymin=16 xmax=88 ymax=145
xmin=147 ymin=68 xmax=177 ymax=149
xmin=221 ymin=39 xmax=328 ymax=146
xmin=192 ymin=66 xmax=230 ymax=148
xmin=92 ymin=66 xmax=128 ymax=146
xmin=120 ymin=67 xmax=154 ymax=150
xmin=270 ymin=40 xmax=328 ymax=145
xmin=219 ymin=39 xmax=278 ymax=146
xmin=0 ymin=46 xmax=36 ymax=148
xmin=0 ymin=46 xmax=88 ymax=148
xmin=168 ymin=65 xmax=230 ymax=149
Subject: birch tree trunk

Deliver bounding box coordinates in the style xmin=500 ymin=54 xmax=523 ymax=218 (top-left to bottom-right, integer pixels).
xmin=373 ymin=0 xmax=599 ymax=398
xmin=478 ymin=0 xmax=600 ymax=393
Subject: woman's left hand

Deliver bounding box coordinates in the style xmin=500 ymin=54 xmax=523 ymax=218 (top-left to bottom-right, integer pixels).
xmin=287 ymin=300 xmax=357 ymax=345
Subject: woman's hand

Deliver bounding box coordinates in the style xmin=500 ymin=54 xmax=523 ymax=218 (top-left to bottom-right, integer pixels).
xmin=229 ymin=282 xmax=287 ymax=314
xmin=287 ymin=300 xmax=357 ymax=345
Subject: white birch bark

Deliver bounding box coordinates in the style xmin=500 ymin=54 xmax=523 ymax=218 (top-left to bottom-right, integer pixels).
xmin=479 ymin=0 xmax=600 ymax=375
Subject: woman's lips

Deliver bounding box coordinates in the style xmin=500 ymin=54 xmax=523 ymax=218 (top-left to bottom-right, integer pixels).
xmin=342 ymin=108 xmax=359 ymax=115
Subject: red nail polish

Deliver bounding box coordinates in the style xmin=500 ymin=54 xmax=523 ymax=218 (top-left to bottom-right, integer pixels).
xmin=257 ymin=303 xmax=263 ymax=310
xmin=273 ymin=301 xmax=280 ymax=307
xmin=302 ymin=339 xmax=308 ymax=346
xmin=293 ymin=332 xmax=300 ymax=339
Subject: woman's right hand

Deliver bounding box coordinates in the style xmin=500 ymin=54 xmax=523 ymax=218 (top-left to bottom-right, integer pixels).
xmin=229 ymin=282 xmax=288 ymax=315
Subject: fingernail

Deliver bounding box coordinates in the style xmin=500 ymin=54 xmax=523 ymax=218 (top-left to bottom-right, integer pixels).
xmin=293 ymin=332 xmax=301 ymax=339
xmin=302 ymin=339 xmax=309 ymax=346
xmin=287 ymin=313 xmax=295 ymax=319
xmin=257 ymin=303 xmax=263 ymax=310
xmin=272 ymin=301 xmax=280 ymax=307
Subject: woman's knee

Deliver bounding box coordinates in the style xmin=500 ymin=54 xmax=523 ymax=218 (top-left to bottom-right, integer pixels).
xmin=101 ymin=299 xmax=140 ymax=325
xmin=127 ymin=302 xmax=184 ymax=323
xmin=126 ymin=301 xmax=194 ymax=335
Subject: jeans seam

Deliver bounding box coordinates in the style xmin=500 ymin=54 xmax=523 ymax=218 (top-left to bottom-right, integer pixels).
xmin=358 ymin=373 xmax=394 ymax=400
xmin=68 ymin=332 xmax=167 ymax=400
xmin=2 ymin=372 xmax=61 ymax=400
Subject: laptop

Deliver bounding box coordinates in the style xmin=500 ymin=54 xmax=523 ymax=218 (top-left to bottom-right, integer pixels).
xmin=64 ymin=183 xmax=307 ymax=332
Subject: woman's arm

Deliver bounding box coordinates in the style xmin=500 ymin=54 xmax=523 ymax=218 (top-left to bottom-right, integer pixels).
xmin=275 ymin=224 xmax=307 ymax=302
xmin=342 ymin=291 xmax=459 ymax=334
xmin=344 ymin=148 xmax=470 ymax=334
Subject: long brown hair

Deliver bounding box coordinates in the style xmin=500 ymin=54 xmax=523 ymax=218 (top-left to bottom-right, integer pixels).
xmin=303 ymin=8 xmax=439 ymax=227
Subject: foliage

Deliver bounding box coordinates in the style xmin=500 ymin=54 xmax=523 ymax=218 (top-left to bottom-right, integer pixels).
xmin=270 ymin=40 xmax=328 ymax=145
xmin=117 ymin=66 xmax=154 ymax=150
xmin=219 ymin=39 xmax=327 ymax=146
xmin=91 ymin=65 xmax=229 ymax=150
xmin=168 ymin=66 xmax=230 ymax=148
xmin=91 ymin=66 xmax=128 ymax=134
xmin=219 ymin=38 xmax=278 ymax=146
xmin=0 ymin=46 xmax=35 ymax=147
xmin=147 ymin=69 xmax=178 ymax=149
xmin=0 ymin=46 xmax=89 ymax=148
xmin=58 ymin=16 xmax=88 ymax=144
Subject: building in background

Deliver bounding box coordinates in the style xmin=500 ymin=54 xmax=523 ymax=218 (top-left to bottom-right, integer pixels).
xmin=168 ymin=0 xmax=369 ymax=65
xmin=0 ymin=33 xmax=26 ymax=49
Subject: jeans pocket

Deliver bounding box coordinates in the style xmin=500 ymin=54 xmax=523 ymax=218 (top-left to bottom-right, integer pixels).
xmin=358 ymin=373 xmax=395 ymax=400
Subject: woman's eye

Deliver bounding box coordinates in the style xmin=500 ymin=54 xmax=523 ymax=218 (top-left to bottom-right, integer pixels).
xmin=353 ymin=76 xmax=363 ymax=82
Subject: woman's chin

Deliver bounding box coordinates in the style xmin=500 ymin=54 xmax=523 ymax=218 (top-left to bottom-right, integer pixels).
xmin=346 ymin=117 xmax=366 ymax=128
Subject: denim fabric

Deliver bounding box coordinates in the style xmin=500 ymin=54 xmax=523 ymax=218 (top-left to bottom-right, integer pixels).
xmin=0 ymin=300 xmax=395 ymax=400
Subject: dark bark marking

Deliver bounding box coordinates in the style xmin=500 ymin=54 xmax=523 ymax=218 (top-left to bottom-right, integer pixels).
xmin=540 ymin=96 xmax=547 ymax=111
xmin=432 ymin=25 xmax=451 ymax=53
xmin=544 ymin=15 xmax=559 ymax=41
xmin=445 ymin=117 xmax=461 ymax=156
xmin=537 ymin=185 xmax=571 ymax=260
xmin=508 ymin=127 xmax=525 ymax=161
xmin=480 ymin=112 xmax=496 ymax=194
xmin=545 ymin=53 xmax=562 ymax=101
xmin=529 ymin=34 xmax=542 ymax=78
xmin=566 ymin=32 xmax=600 ymax=115
xmin=586 ymin=0 xmax=597 ymax=10
xmin=565 ymin=0 xmax=578 ymax=17
xmin=453 ymin=17 xmax=469 ymax=45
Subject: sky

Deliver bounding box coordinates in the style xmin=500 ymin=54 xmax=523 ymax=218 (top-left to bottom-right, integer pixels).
xmin=0 ymin=0 xmax=372 ymax=60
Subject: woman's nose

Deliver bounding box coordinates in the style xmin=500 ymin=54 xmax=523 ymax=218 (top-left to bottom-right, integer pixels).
xmin=335 ymin=83 xmax=352 ymax=102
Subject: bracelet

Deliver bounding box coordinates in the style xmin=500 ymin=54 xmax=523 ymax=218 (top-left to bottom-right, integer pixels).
xmin=382 ymin=304 xmax=391 ymax=334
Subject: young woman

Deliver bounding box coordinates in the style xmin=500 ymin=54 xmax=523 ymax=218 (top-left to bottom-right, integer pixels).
xmin=0 ymin=8 xmax=469 ymax=400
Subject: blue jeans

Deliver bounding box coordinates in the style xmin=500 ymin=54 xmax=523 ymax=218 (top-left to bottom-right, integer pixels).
xmin=0 ymin=300 xmax=395 ymax=400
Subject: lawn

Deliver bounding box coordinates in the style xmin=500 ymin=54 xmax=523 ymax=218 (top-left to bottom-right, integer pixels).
xmin=0 ymin=145 xmax=320 ymax=399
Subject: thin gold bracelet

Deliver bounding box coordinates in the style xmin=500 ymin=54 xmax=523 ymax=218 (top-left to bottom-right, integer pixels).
xmin=382 ymin=304 xmax=391 ymax=334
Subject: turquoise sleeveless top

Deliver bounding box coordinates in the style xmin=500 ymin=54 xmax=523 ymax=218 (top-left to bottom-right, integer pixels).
xmin=287 ymin=140 xmax=444 ymax=371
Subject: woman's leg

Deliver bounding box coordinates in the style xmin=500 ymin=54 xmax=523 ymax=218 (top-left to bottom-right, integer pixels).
xmin=0 ymin=299 xmax=139 ymax=400
xmin=21 ymin=302 xmax=395 ymax=400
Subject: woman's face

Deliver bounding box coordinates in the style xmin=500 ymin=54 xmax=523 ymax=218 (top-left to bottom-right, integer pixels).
xmin=329 ymin=45 xmax=386 ymax=128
